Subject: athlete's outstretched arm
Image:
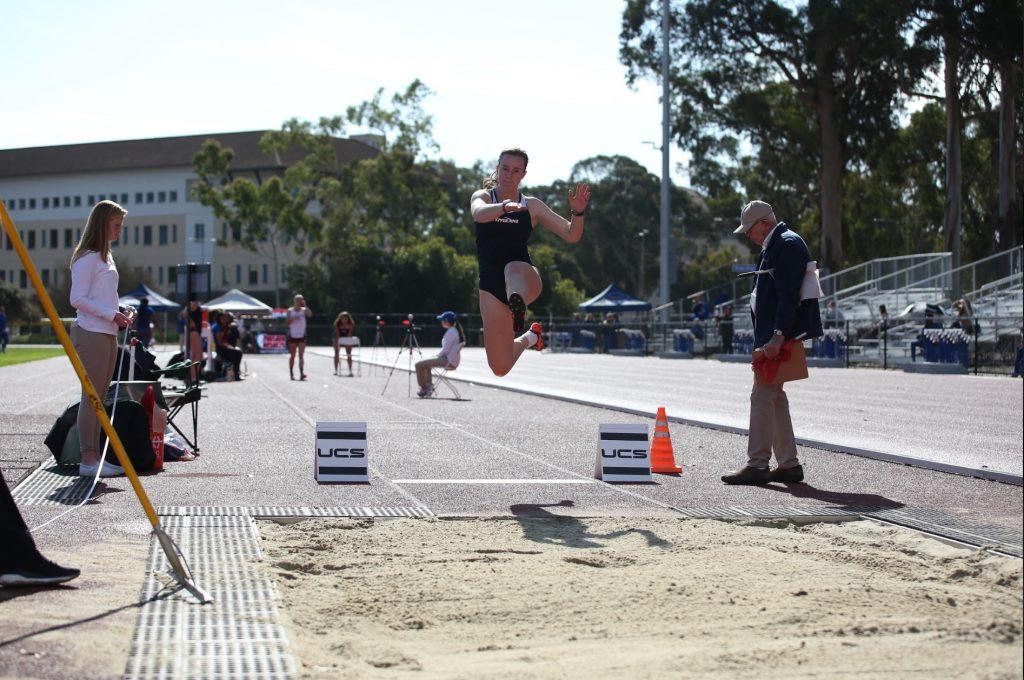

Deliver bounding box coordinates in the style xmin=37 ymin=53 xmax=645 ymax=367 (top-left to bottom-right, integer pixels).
xmin=530 ymin=182 xmax=591 ymax=243
xmin=471 ymin=189 xmax=520 ymax=223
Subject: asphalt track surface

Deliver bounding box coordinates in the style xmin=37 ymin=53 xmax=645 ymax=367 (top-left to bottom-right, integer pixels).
xmin=3 ymin=349 xmax=1022 ymax=537
xmin=335 ymin=346 xmax=1024 ymax=479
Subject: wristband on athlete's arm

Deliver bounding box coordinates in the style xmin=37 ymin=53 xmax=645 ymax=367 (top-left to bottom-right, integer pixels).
xmin=501 ymin=199 xmax=511 ymax=213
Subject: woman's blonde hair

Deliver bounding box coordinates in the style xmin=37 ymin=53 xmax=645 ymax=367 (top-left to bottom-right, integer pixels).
xmin=482 ymin=147 xmax=529 ymax=189
xmin=334 ymin=311 xmax=354 ymax=327
xmin=71 ymin=200 xmax=126 ymax=265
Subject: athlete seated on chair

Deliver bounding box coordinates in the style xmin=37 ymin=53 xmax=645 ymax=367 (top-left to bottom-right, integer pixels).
xmin=416 ymin=311 xmax=464 ymax=398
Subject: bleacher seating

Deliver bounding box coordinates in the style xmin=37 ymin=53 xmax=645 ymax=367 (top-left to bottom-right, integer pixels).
xmin=672 ymin=329 xmax=696 ymax=354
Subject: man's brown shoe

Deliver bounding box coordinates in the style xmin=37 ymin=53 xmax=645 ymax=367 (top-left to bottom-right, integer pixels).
xmin=721 ymin=466 xmax=770 ymax=485
xmin=770 ymin=464 xmax=804 ymax=483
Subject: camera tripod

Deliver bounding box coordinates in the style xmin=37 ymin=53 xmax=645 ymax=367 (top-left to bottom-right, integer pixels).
xmin=381 ymin=315 xmax=422 ymax=396
xmin=369 ymin=316 xmax=386 ymax=376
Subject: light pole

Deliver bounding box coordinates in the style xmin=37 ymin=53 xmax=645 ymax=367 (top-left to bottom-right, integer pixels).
xmin=637 ymin=228 xmax=650 ymax=296
xmin=659 ymin=0 xmax=671 ymax=322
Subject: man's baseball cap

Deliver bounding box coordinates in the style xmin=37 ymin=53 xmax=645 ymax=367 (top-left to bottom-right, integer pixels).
xmin=437 ymin=311 xmax=457 ymax=323
xmin=733 ymin=200 xmax=775 ymax=234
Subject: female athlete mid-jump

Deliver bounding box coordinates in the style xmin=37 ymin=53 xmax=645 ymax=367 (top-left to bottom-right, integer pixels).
xmin=470 ymin=148 xmax=590 ymax=376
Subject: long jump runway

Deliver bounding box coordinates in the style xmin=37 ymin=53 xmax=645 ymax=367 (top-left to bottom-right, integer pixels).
xmin=2 ymin=351 xmax=1023 ymax=678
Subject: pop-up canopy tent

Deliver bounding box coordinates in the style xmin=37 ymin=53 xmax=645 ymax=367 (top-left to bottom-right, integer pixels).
xmin=118 ymin=284 xmax=179 ymax=313
xmin=578 ymin=283 xmax=652 ymax=313
xmin=202 ymin=288 xmax=273 ymax=316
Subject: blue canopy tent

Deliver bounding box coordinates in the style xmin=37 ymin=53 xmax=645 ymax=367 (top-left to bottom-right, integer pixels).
xmin=118 ymin=284 xmax=179 ymax=313
xmin=578 ymin=283 xmax=652 ymax=313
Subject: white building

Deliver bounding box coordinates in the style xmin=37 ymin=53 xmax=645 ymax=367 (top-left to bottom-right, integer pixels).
xmin=0 ymin=131 xmax=378 ymax=302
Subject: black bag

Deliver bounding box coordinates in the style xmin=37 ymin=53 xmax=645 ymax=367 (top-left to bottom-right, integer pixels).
xmin=114 ymin=345 xmax=159 ymax=382
xmin=44 ymin=397 xmax=156 ymax=471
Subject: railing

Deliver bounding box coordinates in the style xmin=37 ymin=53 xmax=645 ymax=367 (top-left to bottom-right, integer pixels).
xmin=684 ymin=252 xmax=951 ymax=311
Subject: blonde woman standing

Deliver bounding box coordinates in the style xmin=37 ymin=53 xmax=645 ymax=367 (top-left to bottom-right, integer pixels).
xmin=69 ymin=200 xmax=133 ymax=478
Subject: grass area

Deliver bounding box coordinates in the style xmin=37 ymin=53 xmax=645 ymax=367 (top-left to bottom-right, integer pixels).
xmin=0 ymin=347 xmax=66 ymax=368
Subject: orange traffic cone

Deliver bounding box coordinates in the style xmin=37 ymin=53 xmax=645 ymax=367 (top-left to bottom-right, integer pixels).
xmin=650 ymin=406 xmax=681 ymax=474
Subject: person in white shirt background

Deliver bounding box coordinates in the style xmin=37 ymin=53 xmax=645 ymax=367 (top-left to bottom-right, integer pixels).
xmin=286 ymin=294 xmax=313 ymax=381
xmin=69 ymin=200 xmax=134 ymax=478
xmin=415 ymin=311 xmax=464 ymax=398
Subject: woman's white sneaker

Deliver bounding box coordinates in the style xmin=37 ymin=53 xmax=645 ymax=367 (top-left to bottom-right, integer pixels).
xmin=78 ymin=461 xmax=126 ymax=478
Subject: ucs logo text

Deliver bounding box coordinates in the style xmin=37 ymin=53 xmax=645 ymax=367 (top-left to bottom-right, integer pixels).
xmin=601 ymin=448 xmax=648 ymax=459
xmin=317 ymin=448 xmax=366 ymax=458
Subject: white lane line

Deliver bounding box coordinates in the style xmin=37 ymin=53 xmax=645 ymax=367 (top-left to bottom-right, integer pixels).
xmin=321 ymin=366 xmax=685 ymax=515
xmin=14 ymin=386 xmax=77 ymax=415
xmin=393 ymin=479 xmax=594 ymax=485
xmin=254 ymin=373 xmax=431 ymax=511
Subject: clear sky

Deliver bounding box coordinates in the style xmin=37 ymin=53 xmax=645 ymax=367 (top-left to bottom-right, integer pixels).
xmin=2 ymin=0 xmax=687 ymax=186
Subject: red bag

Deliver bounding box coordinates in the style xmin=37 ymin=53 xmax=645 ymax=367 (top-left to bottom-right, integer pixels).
xmin=140 ymin=386 xmax=165 ymax=471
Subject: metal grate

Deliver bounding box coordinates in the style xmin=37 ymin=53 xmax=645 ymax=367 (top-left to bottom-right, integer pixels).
xmin=11 ymin=464 xmax=97 ymax=506
xmin=864 ymin=507 xmax=1023 ymax=557
xmin=125 ymin=512 xmax=297 ymax=680
xmin=155 ymin=505 xmax=434 ymax=518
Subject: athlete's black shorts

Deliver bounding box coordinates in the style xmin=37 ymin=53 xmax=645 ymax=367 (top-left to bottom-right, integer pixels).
xmin=478 ymin=255 xmax=532 ymax=303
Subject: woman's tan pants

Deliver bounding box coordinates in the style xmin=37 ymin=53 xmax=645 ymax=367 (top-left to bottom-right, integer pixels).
xmin=70 ymin=325 xmax=117 ymax=459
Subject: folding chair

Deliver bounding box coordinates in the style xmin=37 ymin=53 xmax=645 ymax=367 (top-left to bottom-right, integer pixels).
xmin=428 ymin=342 xmax=467 ymax=400
xmin=429 ymin=364 xmax=463 ymax=400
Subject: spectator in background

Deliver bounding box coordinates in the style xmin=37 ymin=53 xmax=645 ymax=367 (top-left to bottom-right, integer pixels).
xmin=186 ymin=299 xmax=204 ymax=382
xmin=716 ymin=304 xmax=734 ymax=354
xmin=693 ymin=296 xmax=710 ymax=320
xmin=135 ymin=296 xmax=154 ymax=348
xmin=212 ymin=311 xmax=243 ymax=380
xmin=333 ymin=311 xmax=357 ymax=377
xmin=824 ymin=300 xmax=845 ymax=328
xmin=287 ymin=294 xmax=313 ymax=381
xmin=924 ymin=308 xmax=940 ymax=330
xmin=416 ymin=311 xmax=464 ymax=398
xmin=0 ymin=306 xmax=8 ymax=353
xmin=953 ymin=298 xmax=974 ymax=335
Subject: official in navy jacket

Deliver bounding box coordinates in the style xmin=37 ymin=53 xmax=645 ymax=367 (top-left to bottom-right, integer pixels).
xmin=722 ymin=201 xmax=822 ymax=487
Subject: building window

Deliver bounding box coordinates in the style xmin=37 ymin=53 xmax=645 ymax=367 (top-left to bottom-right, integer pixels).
xmin=221 ymin=223 xmax=228 ymax=241
xmin=146 ymin=192 xmax=154 ymax=203
xmin=262 ymin=264 xmax=268 ymax=284
xmin=248 ymin=267 xmax=258 ymax=286
xmin=18 ymin=199 xmax=25 ymax=209
xmin=231 ymin=224 xmax=241 ymax=241
xmin=42 ymin=269 xmax=50 ymax=286
xmin=172 ymin=224 xmax=178 ymax=243
xmin=88 ymin=195 xmax=95 ymax=204
xmin=64 ymin=229 xmax=73 ymax=248
xmin=135 ymin=192 xmax=143 ymax=204
xmin=98 ymin=194 xmax=105 ymax=202
xmin=143 ymin=225 xmax=152 ymax=245
xmin=52 ymin=196 xmax=59 ymax=207
xmin=75 ymin=228 xmax=81 ymax=242
xmin=27 ymin=231 xmax=36 ymax=249
xmin=159 ymin=224 xmax=168 ymax=245
xmin=158 ymin=191 xmax=166 ymax=203
xmin=0 ymin=271 xmax=4 ymax=282
xmin=19 ymin=271 xmax=27 ymax=288
xmin=170 ymin=190 xmax=178 ymax=202
xmin=42 ymin=197 xmax=49 ymax=208
xmin=134 ymin=225 xmax=139 ymax=244
xmin=168 ymin=266 xmax=177 ymax=286
xmin=74 ymin=196 xmax=81 ymax=207
xmin=62 ymin=196 xmax=69 ymax=207
xmin=50 ymin=229 xmax=58 ymax=249
xmin=41 ymin=230 xmax=47 ymax=248
xmin=194 ymin=223 xmax=205 ymax=240
xmin=29 ymin=198 xmax=36 ymax=209
xmin=236 ymin=264 xmax=241 ymax=283
xmin=121 ymin=193 xmax=128 ymax=204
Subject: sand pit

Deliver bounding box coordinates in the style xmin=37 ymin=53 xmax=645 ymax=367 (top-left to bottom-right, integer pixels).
xmin=261 ymin=517 xmax=1022 ymax=679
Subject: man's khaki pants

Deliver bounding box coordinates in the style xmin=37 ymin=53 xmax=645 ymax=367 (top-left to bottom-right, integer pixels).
xmin=747 ymin=380 xmax=800 ymax=470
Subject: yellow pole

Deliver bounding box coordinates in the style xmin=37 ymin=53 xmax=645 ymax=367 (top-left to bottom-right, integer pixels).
xmin=0 ymin=200 xmax=160 ymax=528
